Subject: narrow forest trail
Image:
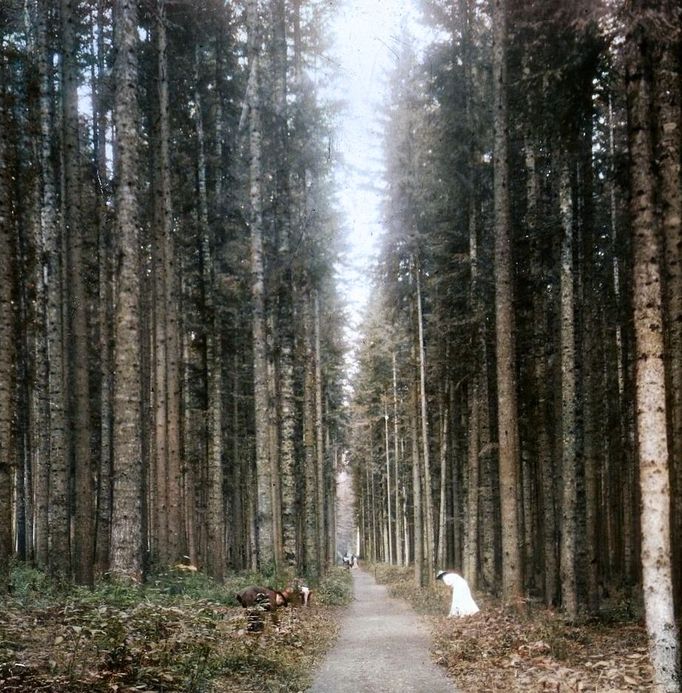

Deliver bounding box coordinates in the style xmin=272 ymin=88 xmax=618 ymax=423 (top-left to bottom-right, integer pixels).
xmin=309 ymin=568 xmax=455 ymax=692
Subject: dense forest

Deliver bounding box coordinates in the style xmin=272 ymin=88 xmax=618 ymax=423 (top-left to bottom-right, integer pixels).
xmin=348 ymin=0 xmax=681 ymax=689
xmin=0 ymin=0 xmax=346 ymax=588
xmin=0 ymin=0 xmax=681 ymax=690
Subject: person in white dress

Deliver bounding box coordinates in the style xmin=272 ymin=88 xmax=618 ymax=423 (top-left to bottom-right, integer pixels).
xmin=436 ymin=570 xmax=480 ymax=617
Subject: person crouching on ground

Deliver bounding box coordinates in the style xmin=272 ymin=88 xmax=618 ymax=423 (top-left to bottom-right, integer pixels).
xmin=436 ymin=570 xmax=480 ymax=617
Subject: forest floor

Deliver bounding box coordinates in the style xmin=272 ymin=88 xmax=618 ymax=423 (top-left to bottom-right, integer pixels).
xmin=0 ymin=563 xmax=352 ymax=692
xmin=373 ymin=564 xmax=656 ymax=692
xmin=0 ymin=562 xmax=662 ymax=692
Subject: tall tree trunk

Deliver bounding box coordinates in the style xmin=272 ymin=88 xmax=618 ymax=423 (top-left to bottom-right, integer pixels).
xmin=466 ymin=99 xmax=482 ymax=585
xmin=138 ymin=210 xmax=152 ymax=578
xmin=410 ymin=356 xmax=423 ymax=587
xmin=33 ymin=0 xmax=55 ymax=571
xmin=231 ymin=351 xmax=243 ymax=568
xmin=492 ymin=0 xmax=522 ymax=601
xmin=558 ymin=160 xmax=578 ymax=619
xmin=32 ymin=219 xmax=50 ymax=571
xmin=267 ymin=313 xmax=282 ymax=566
xmin=392 ymin=352 xmax=404 ymax=566
xmin=182 ymin=324 xmax=202 ymax=568
xmin=327 ymin=433 xmax=337 ymax=566
xmin=164 ymin=210 xmax=182 ymax=561
xmin=384 ymin=398 xmax=393 ymax=564
xmin=363 ymin=442 xmax=372 ymax=561
xmin=303 ymin=289 xmax=319 ymax=577
xmin=110 ymin=0 xmax=143 ymax=582
xmin=370 ymin=436 xmax=378 ymax=560
xmin=525 ymin=139 xmax=557 ymax=605
xmin=0 ymin=72 xmax=15 ymax=590
xmin=37 ymin=0 xmax=70 ymax=580
xmin=213 ymin=27 xmax=231 ymax=567
xmin=17 ymin=7 xmax=40 ymax=567
xmin=436 ymin=386 xmax=448 ymax=569
xmin=415 ymin=261 xmax=435 ymax=583
xmin=151 ymin=5 xmax=169 ymax=567
xmin=479 ymin=383 xmax=498 ymax=592
xmin=61 ymin=0 xmax=93 ymax=586
xmin=150 ymin=0 xmax=183 ymax=570
xmin=579 ymin=104 xmax=604 ymax=612
xmin=195 ymin=44 xmax=224 ymax=580
xmin=246 ymin=0 xmax=273 ymax=571
xmin=271 ymin=0 xmax=298 ymax=569
xmin=93 ymin=0 xmax=112 ymax=576
xmin=626 ymin=11 xmax=681 ymax=689
xmin=465 ymin=378 xmax=480 ymax=587
xmin=606 ymin=94 xmax=637 ymax=584
xmin=653 ymin=31 xmax=682 ymax=618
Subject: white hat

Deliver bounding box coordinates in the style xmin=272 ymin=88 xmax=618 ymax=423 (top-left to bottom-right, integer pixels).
xmin=436 ymin=570 xmax=447 ymax=580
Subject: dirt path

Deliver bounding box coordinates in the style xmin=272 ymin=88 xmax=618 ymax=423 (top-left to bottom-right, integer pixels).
xmin=308 ymin=568 xmax=456 ymax=692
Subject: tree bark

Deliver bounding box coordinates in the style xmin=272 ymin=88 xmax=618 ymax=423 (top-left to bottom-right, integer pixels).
xmin=465 ymin=378 xmax=480 ymax=587
xmin=384 ymin=398 xmax=393 ymax=564
xmin=626 ymin=10 xmax=680 ymax=688
xmin=0 ymin=71 xmax=15 ymax=590
xmin=34 ymin=0 xmax=57 ymax=572
xmin=392 ymin=352 xmax=404 ymax=566
xmin=271 ymin=0 xmax=298 ymax=569
xmin=61 ymin=0 xmax=94 ymax=586
xmin=410 ymin=354 xmax=423 ymax=587
xmin=93 ymin=0 xmax=112 ymax=576
xmin=150 ymin=4 xmax=168 ymax=568
xmin=558 ymin=159 xmax=578 ymax=619
xmin=606 ymin=94 xmax=637 ymax=584
xmin=110 ymin=0 xmax=143 ymax=582
xmin=303 ymin=289 xmax=319 ymax=577
xmin=653 ymin=29 xmax=682 ymax=617
xmin=246 ymin=0 xmax=274 ymax=571
xmin=466 ymin=99 xmax=482 ymax=586
xmin=37 ymin=0 xmax=70 ymax=580
xmin=195 ymin=42 xmax=224 ymax=581
xmin=436 ymin=386 xmax=448 ymax=569
xmin=492 ymin=0 xmax=522 ymax=601
xmin=579 ymin=105 xmax=604 ymax=612
xmin=415 ymin=261 xmax=435 ymax=583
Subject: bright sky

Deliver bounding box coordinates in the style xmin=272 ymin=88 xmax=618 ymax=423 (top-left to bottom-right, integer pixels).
xmin=328 ymin=0 xmax=427 ymax=363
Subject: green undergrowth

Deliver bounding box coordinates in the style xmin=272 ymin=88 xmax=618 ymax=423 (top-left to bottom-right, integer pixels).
xmin=0 ymin=562 xmax=352 ymax=692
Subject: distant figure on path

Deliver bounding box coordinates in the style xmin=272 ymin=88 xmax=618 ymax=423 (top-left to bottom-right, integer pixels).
xmin=436 ymin=570 xmax=480 ymax=617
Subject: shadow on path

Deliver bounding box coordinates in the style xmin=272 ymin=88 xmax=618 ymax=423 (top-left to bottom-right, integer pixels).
xmin=309 ymin=568 xmax=455 ymax=692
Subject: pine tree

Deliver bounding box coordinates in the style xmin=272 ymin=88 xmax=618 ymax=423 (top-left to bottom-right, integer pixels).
xmin=492 ymin=0 xmax=522 ymax=602
xmin=0 ymin=55 xmax=15 ymax=591
xmin=626 ymin=2 xmax=680 ymax=688
xmin=110 ymin=0 xmax=144 ymax=582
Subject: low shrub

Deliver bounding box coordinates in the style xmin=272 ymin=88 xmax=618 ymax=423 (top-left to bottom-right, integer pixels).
xmin=1 ymin=561 xmax=346 ymax=692
xmin=313 ymin=567 xmax=353 ymax=606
